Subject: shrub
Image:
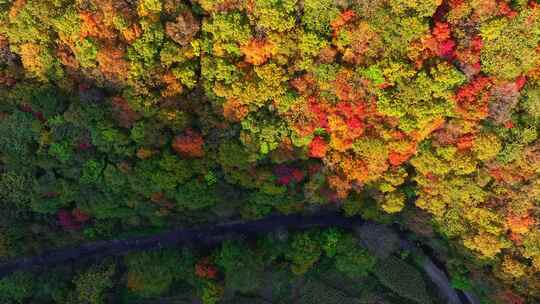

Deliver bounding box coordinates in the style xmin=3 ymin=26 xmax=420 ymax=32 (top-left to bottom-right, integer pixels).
xmin=373 ymin=256 xmax=432 ymax=304
xmin=125 ymin=250 xmax=182 ymax=297
xmin=0 ymin=271 xmax=34 ymax=304
xmin=74 ymin=263 xmax=116 ymax=304
xmin=216 ymin=240 xmax=264 ymax=294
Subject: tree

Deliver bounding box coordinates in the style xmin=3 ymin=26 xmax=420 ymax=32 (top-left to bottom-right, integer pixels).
xmin=480 ymin=8 xmax=540 ymax=80
xmin=285 ymin=231 xmax=322 ymax=275
xmin=334 ymin=235 xmax=376 ymax=278
xmin=0 ymin=171 xmax=32 ymax=218
xmin=0 ymin=111 xmax=39 ymax=166
xmin=172 ymin=129 xmax=205 ymax=158
xmin=166 ymin=10 xmax=200 ymax=46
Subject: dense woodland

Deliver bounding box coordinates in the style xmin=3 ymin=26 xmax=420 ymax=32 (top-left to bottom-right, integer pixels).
xmin=0 ymin=0 xmax=539 ymax=303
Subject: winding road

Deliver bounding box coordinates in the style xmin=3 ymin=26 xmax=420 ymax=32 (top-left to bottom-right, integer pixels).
xmin=0 ymin=212 xmax=358 ymax=278
xmin=0 ymin=212 xmax=470 ymax=304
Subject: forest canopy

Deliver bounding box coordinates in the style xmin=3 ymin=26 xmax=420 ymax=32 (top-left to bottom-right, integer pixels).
xmin=0 ymin=0 xmax=539 ymax=303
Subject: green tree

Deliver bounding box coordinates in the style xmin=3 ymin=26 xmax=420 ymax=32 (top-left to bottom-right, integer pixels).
xmin=285 ymin=231 xmax=322 ymax=275
xmin=334 ymin=235 xmax=376 ymax=278
xmin=480 ymin=9 xmax=540 ymax=80
xmin=74 ymin=263 xmax=116 ymax=304
xmin=0 ymin=111 xmax=40 ymax=166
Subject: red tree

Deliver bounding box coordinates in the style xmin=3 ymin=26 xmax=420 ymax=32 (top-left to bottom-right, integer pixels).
xmin=172 ymin=129 xmax=205 ymax=158
xmin=309 ymin=136 xmax=328 ymax=158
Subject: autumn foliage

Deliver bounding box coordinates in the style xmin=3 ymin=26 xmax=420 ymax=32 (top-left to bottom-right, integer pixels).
xmin=172 ymin=129 xmax=204 ymax=158
xmin=0 ymin=0 xmax=539 ymax=302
